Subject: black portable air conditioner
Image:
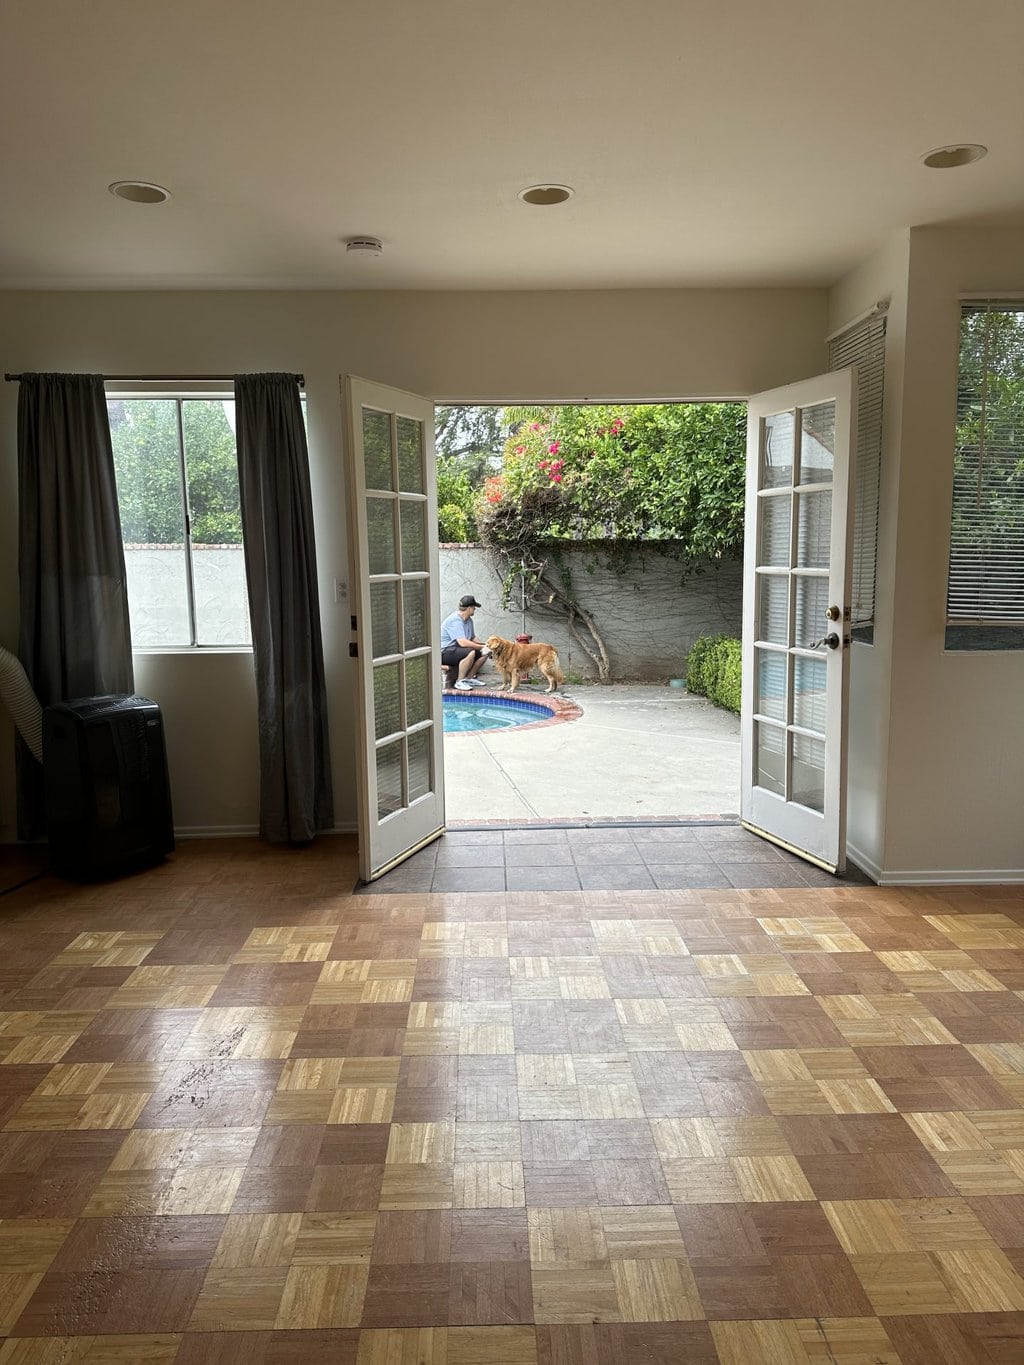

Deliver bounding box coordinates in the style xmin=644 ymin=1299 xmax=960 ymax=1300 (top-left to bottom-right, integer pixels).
xmin=43 ymin=694 xmax=175 ymax=880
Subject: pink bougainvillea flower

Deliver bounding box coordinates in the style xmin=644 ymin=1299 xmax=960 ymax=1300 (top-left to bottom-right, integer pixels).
xmin=530 ymin=423 xmax=541 ymax=431
xmin=548 ymin=441 xmax=560 ymax=455
xmin=551 ymin=473 xmax=563 ymax=483
xmin=515 ymin=445 xmax=525 ymax=454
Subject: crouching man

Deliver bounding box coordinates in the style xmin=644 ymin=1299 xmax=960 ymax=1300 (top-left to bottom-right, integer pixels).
xmin=440 ymin=594 xmax=490 ymax=690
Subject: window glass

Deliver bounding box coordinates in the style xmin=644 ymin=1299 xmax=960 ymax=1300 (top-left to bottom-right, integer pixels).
xmin=946 ymin=306 xmax=1024 ymax=650
xmin=108 ymin=396 xmax=251 ymax=648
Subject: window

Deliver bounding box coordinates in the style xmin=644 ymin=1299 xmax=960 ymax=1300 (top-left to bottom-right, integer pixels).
xmin=107 ymin=393 xmax=251 ymax=648
xmin=827 ymin=306 xmax=887 ymax=642
xmin=946 ymin=303 xmax=1024 ymax=650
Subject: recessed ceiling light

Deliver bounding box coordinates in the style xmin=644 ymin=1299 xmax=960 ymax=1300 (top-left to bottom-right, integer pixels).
xmin=921 ymin=144 xmax=987 ymax=169
xmin=518 ymin=184 xmax=574 ymax=206
xmin=345 ymin=236 xmax=384 ymax=257
xmin=108 ymin=180 xmax=172 ymax=203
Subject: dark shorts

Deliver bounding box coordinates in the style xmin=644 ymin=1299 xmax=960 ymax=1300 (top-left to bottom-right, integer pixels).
xmin=441 ymin=645 xmax=480 ymax=667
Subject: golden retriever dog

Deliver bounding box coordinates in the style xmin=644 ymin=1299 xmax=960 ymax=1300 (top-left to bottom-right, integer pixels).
xmin=485 ymin=635 xmax=564 ymax=694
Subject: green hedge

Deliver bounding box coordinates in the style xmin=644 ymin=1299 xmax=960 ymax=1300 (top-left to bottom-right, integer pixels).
xmin=684 ymin=635 xmax=741 ymax=714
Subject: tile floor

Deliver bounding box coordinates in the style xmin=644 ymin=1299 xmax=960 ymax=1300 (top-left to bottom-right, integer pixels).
xmin=360 ymin=823 xmax=869 ymax=895
xmin=0 ymin=836 xmax=1021 ymax=1361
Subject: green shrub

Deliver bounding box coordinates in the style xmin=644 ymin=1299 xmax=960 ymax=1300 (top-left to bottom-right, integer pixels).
xmin=684 ymin=634 xmax=742 ymax=714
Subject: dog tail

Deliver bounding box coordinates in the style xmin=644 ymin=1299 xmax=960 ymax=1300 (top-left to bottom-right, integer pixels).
xmin=552 ymin=655 xmax=565 ymax=688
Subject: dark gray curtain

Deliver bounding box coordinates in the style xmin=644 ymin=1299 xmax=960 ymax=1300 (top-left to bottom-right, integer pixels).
xmin=16 ymin=373 xmax=134 ymax=838
xmin=234 ymin=373 xmax=334 ymax=843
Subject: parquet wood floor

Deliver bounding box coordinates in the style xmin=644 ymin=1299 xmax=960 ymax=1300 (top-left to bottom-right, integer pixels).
xmin=0 ymin=835 xmax=1021 ymax=1362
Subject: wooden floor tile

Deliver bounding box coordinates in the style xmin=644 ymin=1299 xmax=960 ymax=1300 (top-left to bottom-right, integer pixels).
xmin=1 ymin=843 xmax=1023 ymax=1349
xmin=275 ymin=1262 xmax=368 ymax=1327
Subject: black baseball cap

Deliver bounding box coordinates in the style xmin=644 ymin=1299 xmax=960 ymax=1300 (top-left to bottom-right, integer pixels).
xmin=459 ymin=595 xmax=482 ymax=608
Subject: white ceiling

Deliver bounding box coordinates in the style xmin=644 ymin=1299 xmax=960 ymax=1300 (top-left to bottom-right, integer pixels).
xmin=3 ymin=0 xmax=1024 ymax=291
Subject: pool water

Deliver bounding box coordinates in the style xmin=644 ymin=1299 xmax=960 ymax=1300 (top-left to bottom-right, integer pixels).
xmin=443 ymin=695 xmax=552 ymax=733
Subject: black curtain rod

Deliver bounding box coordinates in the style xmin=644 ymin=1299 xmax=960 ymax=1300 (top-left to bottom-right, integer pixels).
xmin=5 ymin=373 xmax=305 ymax=384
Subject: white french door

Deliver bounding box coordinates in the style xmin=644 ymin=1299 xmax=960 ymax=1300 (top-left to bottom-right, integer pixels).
xmin=740 ymin=368 xmax=857 ymax=873
xmin=343 ymin=377 xmax=445 ymax=882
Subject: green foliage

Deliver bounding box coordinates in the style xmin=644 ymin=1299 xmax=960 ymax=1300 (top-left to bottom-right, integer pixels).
xmin=684 ymin=634 xmax=742 ymax=714
xmin=478 ymin=403 xmax=746 ymax=566
xmin=436 ymin=455 xmax=479 ymax=542
xmin=954 ymin=310 xmax=1024 ymax=552
xmin=108 ymin=398 xmax=242 ymax=544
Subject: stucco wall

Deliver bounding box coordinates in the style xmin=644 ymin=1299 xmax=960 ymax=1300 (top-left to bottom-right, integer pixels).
xmin=441 ymin=544 xmax=742 ymax=681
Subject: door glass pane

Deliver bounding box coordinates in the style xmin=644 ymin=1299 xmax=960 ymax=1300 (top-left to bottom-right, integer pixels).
xmin=363 ymin=409 xmax=393 ymax=491
xmin=757 ymin=574 xmax=788 ymax=645
xmin=799 ymin=402 xmax=836 ymax=482
xmin=367 ymin=499 xmax=396 ymax=575
xmin=406 ymin=655 xmax=430 ymax=727
xmin=371 ymin=582 xmax=399 ymax=659
xmin=397 ymin=416 xmax=424 ymax=494
xmin=791 ymin=733 xmax=825 ymax=812
xmin=793 ymin=657 xmax=827 ymax=733
xmin=759 ymin=495 xmax=791 ymax=567
xmin=374 ymin=661 xmax=402 ymax=740
xmin=376 ymin=740 xmax=404 ymax=820
xmin=408 ymin=728 xmax=432 ymax=803
xmin=794 ymin=574 xmax=830 ymax=648
xmin=796 ymin=491 xmax=831 ymax=568
xmin=754 ymin=722 xmax=786 ymax=797
xmin=755 ymin=650 xmax=787 ymax=722
xmin=762 ymin=411 xmax=795 ymax=489
xmin=400 ymin=501 xmax=426 ymax=572
xmin=403 ymin=580 xmax=428 ymax=650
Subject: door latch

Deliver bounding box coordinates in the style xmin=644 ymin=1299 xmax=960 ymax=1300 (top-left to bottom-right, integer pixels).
xmin=806 ymin=634 xmax=841 ymax=650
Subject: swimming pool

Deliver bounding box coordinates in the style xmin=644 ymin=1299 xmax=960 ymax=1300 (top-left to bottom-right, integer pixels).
xmin=443 ymin=694 xmax=556 ymax=733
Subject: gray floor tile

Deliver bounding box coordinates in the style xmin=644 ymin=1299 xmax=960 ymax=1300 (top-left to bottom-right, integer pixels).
xmin=577 ymin=866 xmax=656 ymax=891
xmin=505 ymin=866 xmax=582 ymax=892
xmin=571 ymin=843 xmax=645 ymax=866
xmin=636 ymin=842 xmax=718 ymax=865
xmin=718 ymin=862 xmax=813 ymax=888
xmin=648 ymin=866 xmax=733 ymax=889
xmin=504 ymin=844 xmax=576 ymax=867
xmin=431 ymin=867 xmax=506 ymax=893
xmin=435 ymin=844 xmax=507 ymax=867
xmin=704 ymin=842 xmax=785 ymax=864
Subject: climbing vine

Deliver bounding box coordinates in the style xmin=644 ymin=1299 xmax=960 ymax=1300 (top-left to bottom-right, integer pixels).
xmin=474 ymin=403 xmax=746 ymax=679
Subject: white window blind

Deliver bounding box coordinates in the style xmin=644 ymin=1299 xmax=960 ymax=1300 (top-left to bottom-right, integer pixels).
xmin=947 ymin=303 xmax=1024 ymax=627
xmin=827 ymin=308 xmax=886 ymax=632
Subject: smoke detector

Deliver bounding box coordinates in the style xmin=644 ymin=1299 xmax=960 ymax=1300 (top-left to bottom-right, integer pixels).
xmin=345 ymin=236 xmax=384 ymax=257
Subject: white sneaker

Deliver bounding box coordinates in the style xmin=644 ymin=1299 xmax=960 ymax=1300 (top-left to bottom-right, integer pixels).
xmin=467 ymin=678 xmax=488 ymax=687
xmin=454 ymin=679 xmax=473 ymax=690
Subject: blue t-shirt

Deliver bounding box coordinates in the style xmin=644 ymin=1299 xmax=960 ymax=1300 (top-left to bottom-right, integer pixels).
xmin=440 ymin=611 xmax=472 ymax=650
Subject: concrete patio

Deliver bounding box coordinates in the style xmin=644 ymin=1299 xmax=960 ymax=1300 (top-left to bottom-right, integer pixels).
xmin=443 ymin=682 xmax=740 ymax=823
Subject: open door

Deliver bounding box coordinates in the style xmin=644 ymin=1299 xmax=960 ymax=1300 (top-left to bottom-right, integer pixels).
xmin=343 ymin=376 xmax=444 ymax=882
xmin=741 ymin=368 xmax=857 ymax=874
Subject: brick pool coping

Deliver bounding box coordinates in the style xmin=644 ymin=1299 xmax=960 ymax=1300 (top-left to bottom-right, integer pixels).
xmin=441 ymin=685 xmax=582 ymax=734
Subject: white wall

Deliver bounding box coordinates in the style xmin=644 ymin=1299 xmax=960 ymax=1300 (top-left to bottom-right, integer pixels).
xmin=0 ymin=286 xmax=826 ymax=839
xmin=883 ymin=229 xmax=1024 ymax=879
xmin=831 ymin=227 xmax=1024 ymax=881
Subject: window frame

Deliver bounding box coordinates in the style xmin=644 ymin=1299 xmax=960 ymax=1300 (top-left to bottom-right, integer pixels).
xmin=106 ymin=383 xmax=252 ymax=654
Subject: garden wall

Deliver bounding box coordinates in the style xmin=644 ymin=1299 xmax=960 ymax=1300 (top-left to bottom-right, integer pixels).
xmin=440 ymin=543 xmax=742 ymax=681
